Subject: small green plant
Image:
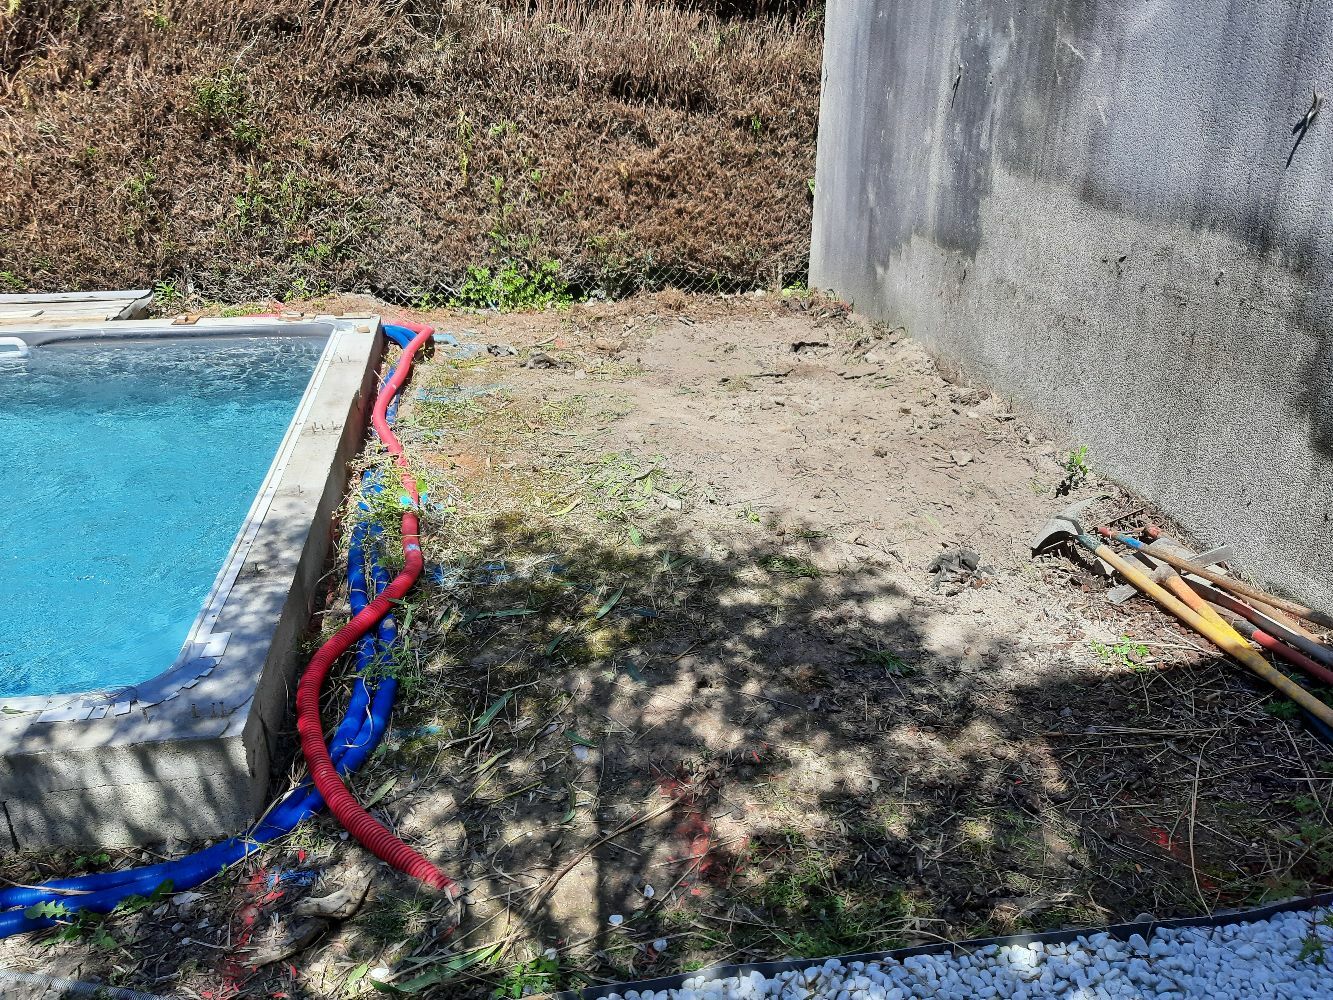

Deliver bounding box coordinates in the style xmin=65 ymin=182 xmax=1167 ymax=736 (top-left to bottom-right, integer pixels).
xmin=456 ymin=112 xmax=474 ymax=184
xmin=781 ymin=280 xmax=809 ymax=297
xmin=112 ymin=880 xmax=174 ymax=916
xmin=1058 ymin=444 xmax=1091 ymax=494
xmin=359 ymin=891 xmax=435 ymax=944
xmin=126 ymin=167 xmax=156 ymax=215
xmin=747 ymin=834 xmax=917 ymax=956
xmin=24 ymin=889 xmax=174 ymax=951
xmin=1294 ymin=821 xmax=1333 ymax=871
xmin=860 ymin=647 xmax=916 ymax=677
xmin=760 ymin=554 xmax=824 ymax=579
xmin=410 ymin=288 xmax=447 ymax=311
xmin=1300 ymin=914 xmax=1333 ymax=966
xmin=1291 ymin=794 xmax=1323 ymax=816
xmin=364 ymin=600 xmax=425 ymax=695
xmin=191 ymin=70 xmax=261 ymax=147
xmin=283 ymin=275 xmax=329 ymax=301
xmin=493 ymin=954 xmax=561 ymax=998
xmin=450 ymin=259 xmax=572 ymax=311
xmin=152 ymin=279 xmax=181 ymax=307
xmin=0 ymin=270 xmax=23 ymax=292
xmin=216 ymin=303 xmax=269 ymax=318
xmin=1267 ymin=699 xmax=1300 ymax=720
xmin=1091 ymin=636 xmax=1150 ymax=671
xmin=739 ymin=505 xmax=762 ymax=524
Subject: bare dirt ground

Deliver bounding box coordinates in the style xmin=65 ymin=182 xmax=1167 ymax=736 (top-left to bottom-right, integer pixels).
xmin=3 ymin=292 xmax=1330 ymax=998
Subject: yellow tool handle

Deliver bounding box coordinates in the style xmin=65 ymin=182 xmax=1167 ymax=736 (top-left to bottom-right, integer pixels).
xmin=1163 ymin=572 xmax=1232 ymax=632
xmin=1143 ymin=545 xmax=1332 ymax=630
xmin=1091 ymin=540 xmax=1333 ymax=728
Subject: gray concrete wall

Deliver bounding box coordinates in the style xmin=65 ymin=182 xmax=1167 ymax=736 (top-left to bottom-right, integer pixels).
xmin=812 ymin=0 xmax=1333 ymax=607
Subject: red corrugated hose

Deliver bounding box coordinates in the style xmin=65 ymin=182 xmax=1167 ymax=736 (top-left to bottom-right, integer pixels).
xmin=294 ymin=319 xmax=459 ymax=897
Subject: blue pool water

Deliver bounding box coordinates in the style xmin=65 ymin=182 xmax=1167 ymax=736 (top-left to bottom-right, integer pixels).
xmin=0 ymin=335 xmax=326 ymax=699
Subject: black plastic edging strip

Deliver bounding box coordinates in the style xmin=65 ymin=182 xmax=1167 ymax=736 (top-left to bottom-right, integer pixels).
xmin=559 ymin=891 xmax=1333 ymax=999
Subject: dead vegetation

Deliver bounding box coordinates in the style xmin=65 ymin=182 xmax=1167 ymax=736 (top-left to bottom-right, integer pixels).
xmin=0 ymin=1 xmax=821 ymax=301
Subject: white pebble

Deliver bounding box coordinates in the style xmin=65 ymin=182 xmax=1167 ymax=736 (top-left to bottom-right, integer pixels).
xmin=586 ymin=905 xmax=1333 ymax=999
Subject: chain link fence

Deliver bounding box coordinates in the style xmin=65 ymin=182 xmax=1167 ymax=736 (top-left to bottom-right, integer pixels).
xmin=3 ymin=0 xmax=821 ymax=312
xmin=144 ymin=254 xmax=811 ymax=313
xmin=366 ymin=259 xmax=808 ymax=309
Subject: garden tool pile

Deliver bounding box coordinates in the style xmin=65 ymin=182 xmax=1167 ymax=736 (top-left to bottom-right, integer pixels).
xmin=1033 ymin=498 xmax=1333 ymax=738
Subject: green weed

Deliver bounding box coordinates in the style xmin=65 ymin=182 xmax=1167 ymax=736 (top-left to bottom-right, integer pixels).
xmin=0 ymin=270 xmax=23 ymax=292
xmin=588 ymin=452 xmax=687 ymax=516
xmin=1058 ymin=444 xmax=1091 ymax=494
xmin=152 ymin=279 xmax=181 ymax=307
xmin=359 ymin=892 xmax=435 ymax=945
xmin=73 ymin=851 xmax=111 ymax=871
xmin=450 ymin=259 xmax=572 ymax=311
xmin=191 ymin=70 xmax=261 ymax=147
xmin=1300 ymin=914 xmax=1333 ymax=965
xmin=746 ymin=835 xmax=915 ymax=956
xmin=27 ymin=880 xmax=171 ymax=951
xmin=126 ymin=167 xmax=155 ymax=212
xmin=760 ymin=554 xmax=823 ymax=579
xmin=456 ymin=112 xmax=474 ymax=184
xmin=1091 ymin=636 xmax=1149 ymax=671
xmin=493 ymin=954 xmax=561 ymax=998
xmin=1294 ymin=821 xmax=1333 ymax=869
xmin=1291 ymin=795 xmax=1323 ymax=816
xmin=283 ymin=276 xmax=329 ymax=300
xmin=217 ymin=302 xmax=269 ymax=317
xmin=859 ymin=647 xmax=915 ymax=676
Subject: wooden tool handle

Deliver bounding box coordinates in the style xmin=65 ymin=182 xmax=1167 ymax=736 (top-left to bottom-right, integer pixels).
xmin=1079 ymin=534 xmax=1333 ymax=728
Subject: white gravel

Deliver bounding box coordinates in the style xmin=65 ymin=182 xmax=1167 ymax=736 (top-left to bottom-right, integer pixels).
xmin=599 ymin=906 xmax=1333 ymax=999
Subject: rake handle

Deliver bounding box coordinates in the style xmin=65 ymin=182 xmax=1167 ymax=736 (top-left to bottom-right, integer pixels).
xmin=1075 ymin=533 xmax=1333 ymax=729
xmin=1099 ymin=529 xmax=1333 ymax=630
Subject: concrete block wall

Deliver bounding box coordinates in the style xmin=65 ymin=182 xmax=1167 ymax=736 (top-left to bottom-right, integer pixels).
xmin=811 ymin=0 xmax=1332 ymax=606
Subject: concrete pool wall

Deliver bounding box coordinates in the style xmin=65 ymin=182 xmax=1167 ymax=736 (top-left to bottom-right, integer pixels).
xmin=0 ymin=315 xmax=383 ymax=847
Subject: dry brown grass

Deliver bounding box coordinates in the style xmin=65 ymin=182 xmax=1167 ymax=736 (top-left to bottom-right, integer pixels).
xmin=0 ymin=0 xmax=822 ymax=300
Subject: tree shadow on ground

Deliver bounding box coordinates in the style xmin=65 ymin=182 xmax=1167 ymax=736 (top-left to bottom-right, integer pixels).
xmin=322 ymin=509 xmax=1332 ymax=997
xmin=3 ymin=491 xmax=1329 ymax=999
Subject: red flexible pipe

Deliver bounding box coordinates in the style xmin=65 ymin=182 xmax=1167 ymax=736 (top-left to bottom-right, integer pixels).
xmin=295 ymin=319 xmax=458 ymax=896
xmin=1245 ymin=624 xmax=1333 ymax=687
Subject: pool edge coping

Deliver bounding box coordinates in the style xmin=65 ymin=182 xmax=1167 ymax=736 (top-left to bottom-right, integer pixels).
xmin=0 ymin=315 xmax=383 ymax=847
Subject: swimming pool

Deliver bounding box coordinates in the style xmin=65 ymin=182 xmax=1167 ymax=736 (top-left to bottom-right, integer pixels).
xmin=0 ymin=316 xmax=382 ymax=847
xmin=0 ymin=336 xmax=326 ymax=698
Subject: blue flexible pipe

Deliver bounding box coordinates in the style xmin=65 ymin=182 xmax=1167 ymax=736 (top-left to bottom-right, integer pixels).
xmin=0 ymin=325 xmax=424 ymax=934
xmin=0 ymin=484 xmax=393 ymax=925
